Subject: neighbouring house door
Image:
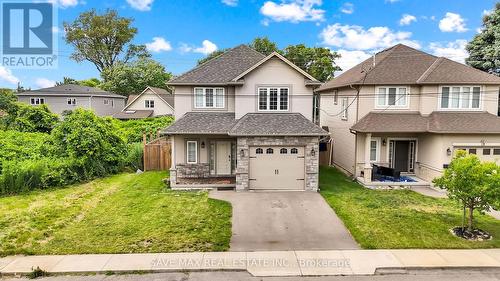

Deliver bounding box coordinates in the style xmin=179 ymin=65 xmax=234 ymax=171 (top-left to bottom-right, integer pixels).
xmin=390 ymin=140 xmax=416 ymax=173
xmin=216 ymin=141 xmax=231 ymax=175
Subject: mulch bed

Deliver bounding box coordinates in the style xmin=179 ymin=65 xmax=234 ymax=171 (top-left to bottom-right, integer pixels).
xmin=451 ymin=227 xmax=492 ymax=241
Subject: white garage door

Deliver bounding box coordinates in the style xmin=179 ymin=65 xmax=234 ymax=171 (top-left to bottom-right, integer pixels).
xmin=249 ymin=146 xmax=305 ymax=190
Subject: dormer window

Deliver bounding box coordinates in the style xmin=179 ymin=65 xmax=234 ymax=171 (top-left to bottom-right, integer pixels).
xmin=440 ymin=86 xmax=481 ymax=110
xmin=194 ymin=88 xmax=224 ymax=108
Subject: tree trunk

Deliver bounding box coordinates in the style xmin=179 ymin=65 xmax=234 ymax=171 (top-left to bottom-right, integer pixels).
xmin=462 ymin=204 xmax=466 ymax=230
xmin=468 ymin=205 xmax=474 ymax=231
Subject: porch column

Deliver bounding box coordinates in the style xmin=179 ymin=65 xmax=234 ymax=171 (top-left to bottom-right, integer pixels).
xmin=364 ymin=133 xmax=372 ymax=183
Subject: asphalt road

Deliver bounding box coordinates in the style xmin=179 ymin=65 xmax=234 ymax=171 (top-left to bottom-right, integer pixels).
xmin=2 ymin=269 xmax=500 ymax=281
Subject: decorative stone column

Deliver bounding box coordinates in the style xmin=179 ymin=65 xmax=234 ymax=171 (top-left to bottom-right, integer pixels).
xmin=363 ymin=133 xmax=372 ymax=183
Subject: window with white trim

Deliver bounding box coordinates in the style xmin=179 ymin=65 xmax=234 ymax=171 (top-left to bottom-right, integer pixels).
xmin=194 ymin=88 xmax=224 ymax=108
xmin=186 ymin=141 xmax=198 ymax=164
xmin=377 ymin=87 xmax=408 ymax=107
xmin=333 ymin=90 xmax=338 ymax=105
xmin=30 ymin=97 xmax=45 ymax=105
xmin=341 ymin=97 xmax=348 ymax=120
xmin=258 ymin=87 xmax=289 ymax=111
xmin=440 ymin=86 xmax=481 ymax=110
xmin=370 ymin=138 xmax=380 ymax=162
xmin=67 ymin=98 xmax=77 ymax=106
xmin=145 ymin=100 xmax=155 ymax=108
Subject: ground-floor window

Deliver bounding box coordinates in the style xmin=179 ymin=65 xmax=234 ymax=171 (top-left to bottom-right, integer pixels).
xmin=186 ymin=141 xmax=198 ymax=164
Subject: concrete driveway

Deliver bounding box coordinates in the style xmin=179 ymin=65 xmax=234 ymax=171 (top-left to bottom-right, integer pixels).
xmin=209 ymin=191 xmax=359 ymax=251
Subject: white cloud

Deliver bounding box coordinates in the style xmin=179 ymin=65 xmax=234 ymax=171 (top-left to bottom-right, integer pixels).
xmin=385 ymin=0 xmax=399 ymax=3
xmin=221 ymin=0 xmax=238 ymax=6
xmin=428 ymin=39 xmax=468 ymax=63
xmin=439 ymin=12 xmax=467 ymax=32
xmin=0 ymin=67 xmax=19 ymax=85
xmin=126 ymin=0 xmax=154 ymax=11
xmin=320 ymin=23 xmax=420 ymax=51
xmin=340 ymin=2 xmax=354 ymax=14
xmin=180 ymin=40 xmax=218 ymax=55
xmin=399 ymin=14 xmax=416 ymax=26
xmin=48 ymin=0 xmax=79 ymax=8
xmin=335 ymin=49 xmax=371 ymax=73
xmin=145 ymin=37 xmax=172 ymax=53
xmin=260 ymin=0 xmax=325 ymax=23
xmin=35 ymin=78 xmax=56 ymax=89
xmin=483 ymin=9 xmax=493 ymax=16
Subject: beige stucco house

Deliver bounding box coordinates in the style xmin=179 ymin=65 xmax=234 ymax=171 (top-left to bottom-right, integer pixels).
xmin=16 ymin=84 xmax=126 ymax=117
xmin=163 ymin=45 xmax=327 ymax=190
xmin=318 ymin=44 xmax=500 ymax=187
xmin=114 ymin=86 xmax=174 ymax=119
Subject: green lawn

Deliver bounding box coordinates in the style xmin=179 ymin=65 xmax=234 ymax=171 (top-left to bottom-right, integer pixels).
xmin=319 ymin=166 xmax=500 ymax=249
xmin=0 ymin=172 xmax=232 ymax=256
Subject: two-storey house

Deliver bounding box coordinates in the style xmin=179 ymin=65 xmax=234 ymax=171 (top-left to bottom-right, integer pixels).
xmin=318 ymin=44 xmax=500 ymax=187
xmin=114 ymin=86 xmax=174 ymax=119
xmin=163 ymin=45 xmax=327 ymax=191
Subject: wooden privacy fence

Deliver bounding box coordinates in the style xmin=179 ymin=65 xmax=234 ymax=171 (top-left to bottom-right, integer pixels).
xmin=143 ymin=133 xmax=172 ymax=171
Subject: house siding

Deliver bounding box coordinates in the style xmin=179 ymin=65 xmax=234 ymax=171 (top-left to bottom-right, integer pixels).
xmin=173 ymin=86 xmax=235 ymax=120
xmin=126 ymin=89 xmax=173 ymax=116
xmin=17 ymin=95 xmax=124 ymax=116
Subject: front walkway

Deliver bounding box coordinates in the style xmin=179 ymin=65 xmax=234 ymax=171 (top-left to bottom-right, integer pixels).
xmin=209 ymin=191 xmax=359 ymax=251
xmin=2 ymin=249 xmax=500 ymax=277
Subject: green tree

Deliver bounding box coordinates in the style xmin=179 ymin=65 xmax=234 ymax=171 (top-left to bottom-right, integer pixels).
xmin=197 ymin=49 xmax=228 ymax=65
xmin=5 ymin=103 xmax=59 ymax=133
xmin=249 ymin=37 xmax=280 ymax=55
xmin=433 ymin=150 xmax=500 ymax=231
xmin=64 ymin=9 xmax=150 ymax=72
xmin=466 ymin=3 xmax=500 ymax=75
xmin=100 ymin=57 xmax=172 ymax=96
xmin=51 ymin=109 xmax=127 ymax=175
xmin=56 ymin=77 xmax=101 ymax=88
xmin=0 ymin=89 xmax=16 ymax=111
xmin=283 ymin=44 xmax=341 ymax=82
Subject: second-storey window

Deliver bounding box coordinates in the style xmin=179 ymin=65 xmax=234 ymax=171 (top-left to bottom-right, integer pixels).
xmin=30 ymin=97 xmax=45 ymax=105
xmin=341 ymin=97 xmax=348 ymax=120
xmin=258 ymin=87 xmax=289 ymax=111
xmin=440 ymin=86 xmax=480 ymax=110
xmin=194 ymin=88 xmax=224 ymax=108
xmin=376 ymin=87 xmax=408 ymax=107
xmin=67 ymin=98 xmax=77 ymax=106
xmin=145 ymin=100 xmax=155 ymax=108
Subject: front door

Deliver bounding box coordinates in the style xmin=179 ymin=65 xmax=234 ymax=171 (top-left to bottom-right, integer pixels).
xmin=390 ymin=140 xmax=416 ymax=173
xmin=216 ymin=141 xmax=231 ymax=175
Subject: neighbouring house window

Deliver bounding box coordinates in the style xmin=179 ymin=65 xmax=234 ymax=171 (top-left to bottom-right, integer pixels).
xmin=67 ymin=98 xmax=77 ymax=106
xmin=258 ymin=87 xmax=289 ymax=111
xmin=266 ymin=148 xmax=274 ymax=154
xmin=333 ymin=90 xmax=338 ymax=105
xmin=186 ymin=141 xmax=198 ymax=164
xmin=290 ymin=148 xmax=298 ymax=154
xmin=483 ymin=148 xmax=491 ymax=155
xmin=493 ymin=148 xmax=500 ymax=155
xmin=369 ymin=139 xmax=380 ymax=162
xmin=104 ymin=99 xmax=109 ymax=105
xmin=341 ymin=97 xmax=348 ymax=120
xmin=376 ymin=87 xmax=408 ymax=107
xmin=256 ymin=148 xmax=263 ymax=154
xmin=194 ymin=88 xmax=224 ymax=108
xmin=440 ymin=86 xmax=481 ymax=110
xmin=30 ymin=97 xmax=45 ymax=105
xmin=280 ymin=148 xmax=287 ymax=154
xmin=469 ymin=148 xmax=477 ymax=154
xmin=145 ymin=100 xmax=155 ymax=108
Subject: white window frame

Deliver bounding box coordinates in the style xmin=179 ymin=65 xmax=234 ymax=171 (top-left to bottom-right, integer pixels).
xmin=145 ymin=100 xmax=155 ymax=108
xmin=30 ymin=97 xmax=45 ymax=105
xmin=194 ymin=87 xmax=225 ymax=109
xmin=341 ymin=97 xmax=348 ymax=120
xmin=186 ymin=141 xmax=198 ymax=164
xmin=257 ymin=87 xmax=290 ymax=112
xmin=438 ymin=85 xmax=482 ymax=111
xmin=369 ymin=137 xmax=381 ymax=163
xmin=375 ymin=86 xmax=409 ymax=109
xmin=67 ymin=98 xmax=77 ymax=106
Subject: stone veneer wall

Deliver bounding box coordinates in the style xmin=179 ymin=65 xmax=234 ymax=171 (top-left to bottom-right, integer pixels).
xmin=176 ymin=164 xmax=210 ymax=178
xmin=236 ymin=136 xmax=320 ymax=191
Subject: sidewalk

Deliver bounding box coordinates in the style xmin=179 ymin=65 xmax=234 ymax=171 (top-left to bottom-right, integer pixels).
xmin=2 ymin=249 xmax=500 ymax=277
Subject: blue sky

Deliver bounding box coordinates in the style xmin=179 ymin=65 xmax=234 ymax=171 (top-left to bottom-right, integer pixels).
xmin=0 ymin=0 xmax=497 ymax=89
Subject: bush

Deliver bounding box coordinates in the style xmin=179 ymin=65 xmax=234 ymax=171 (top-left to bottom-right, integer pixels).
xmin=0 ymin=130 xmax=52 ymax=172
xmin=113 ymin=116 xmax=174 ymax=143
xmin=4 ymin=103 xmax=59 ymax=133
xmin=124 ymin=142 xmax=144 ymax=171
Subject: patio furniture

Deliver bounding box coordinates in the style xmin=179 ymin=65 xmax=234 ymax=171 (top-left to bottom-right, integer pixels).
xmin=372 ymin=164 xmax=401 ymax=181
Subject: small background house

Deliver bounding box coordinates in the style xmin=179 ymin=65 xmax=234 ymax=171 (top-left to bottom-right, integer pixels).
xmin=114 ymin=86 xmax=174 ymax=120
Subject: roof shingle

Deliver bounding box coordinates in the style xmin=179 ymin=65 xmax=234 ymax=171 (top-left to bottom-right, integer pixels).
xmin=162 ymin=112 xmax=237 ymax=135
xmin=229 ymin=113 xmax=328 ymax=136
xmin=16 ymin=84 xmax=126 ymax=99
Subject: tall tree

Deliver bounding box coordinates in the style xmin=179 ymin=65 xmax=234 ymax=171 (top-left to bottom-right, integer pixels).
xmin=56 ymin=77 xmax=101 ymax=88
xmin=64 ymin=9 xmax=150 ymax=72
xmin=100 ymin=57 xmax=172 ymax=96
xmin=284 ymin=44 xmax=341 ymax=82
xmin=249 ymin=37 xmax=280 ymax=56
xmin=466 ymin=3 xmax=500 ymax=75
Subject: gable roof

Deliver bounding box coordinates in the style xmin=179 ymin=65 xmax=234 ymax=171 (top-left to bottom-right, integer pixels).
xmin=123 ymin=86 xmax=174 ymax=111
xmin=350 ymin=111 xmax=500 ymax=134
xmin=168 ymin=45 xmax=266 ymax=85
xmin=16 ymin=84 xmax=126 ymax=99
xmin=318 ymin=44 xmax=500 ymax=92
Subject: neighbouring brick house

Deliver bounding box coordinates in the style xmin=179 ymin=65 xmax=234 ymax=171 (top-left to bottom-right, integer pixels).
xmin=162 ymin=45 xmax=327 ymax=190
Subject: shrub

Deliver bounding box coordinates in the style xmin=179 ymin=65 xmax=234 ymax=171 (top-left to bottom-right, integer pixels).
xmin=124 ymin=142 xmax=144 ymax=171
xmin=113 ymin=116 xmax=174 ymax=143
xmin=0 ymin=130 xmax=52 ymax=172
xmin=4 ymin=103 xmax=59 ymax=133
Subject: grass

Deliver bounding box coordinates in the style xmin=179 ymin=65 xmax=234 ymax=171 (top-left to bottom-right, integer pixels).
xmin=319 ymin=166 xmax=500 ymax=249
xmin=0 ymin=172 xmax=232 ymax=256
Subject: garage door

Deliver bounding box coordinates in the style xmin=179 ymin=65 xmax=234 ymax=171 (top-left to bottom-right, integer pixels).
xmin=249 ymin=146 xmax=305 ymax=190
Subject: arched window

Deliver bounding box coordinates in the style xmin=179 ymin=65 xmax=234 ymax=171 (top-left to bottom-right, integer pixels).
xmin=266 ymin=148 xmax=274 ymax=154
xmin=291 ymin=148 xmax=298 ymax=154
xmin=280 ymin=148 xmax=287 ymax=154
xmin=256 ymin=148 xmax=263 ymax=154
